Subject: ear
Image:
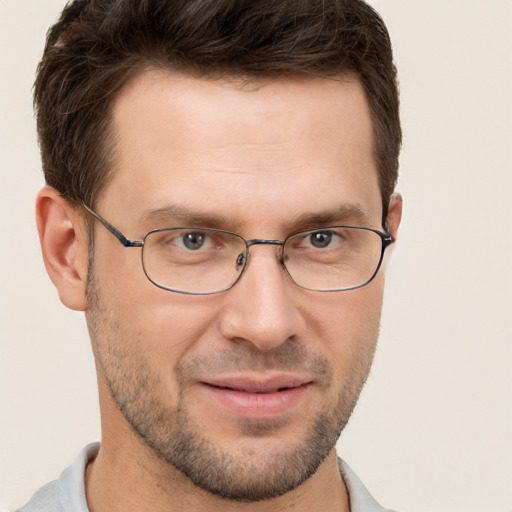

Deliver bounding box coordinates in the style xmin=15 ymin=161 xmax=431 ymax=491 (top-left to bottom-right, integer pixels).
xmin=386 ymin=193 xmax=403 ymax=240
xmin=36 ymin=186 xmax=89 ymax=311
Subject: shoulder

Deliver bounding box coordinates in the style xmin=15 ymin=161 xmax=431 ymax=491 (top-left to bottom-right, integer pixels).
xmin=16 ymin=479 xmax=64 ymax=512
xmin=338 ymin=458 xmax=400 ymax=512
xmin=15 ymin=443 xmax=99 ymax=512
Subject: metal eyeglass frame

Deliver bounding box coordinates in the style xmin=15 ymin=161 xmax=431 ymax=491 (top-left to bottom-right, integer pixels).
xmin=80 ymin=203 xmax=394 ymax=295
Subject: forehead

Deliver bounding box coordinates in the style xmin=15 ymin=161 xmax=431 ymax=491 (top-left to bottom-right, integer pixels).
xmin=103 ymin=69 xmax=381 ymax=232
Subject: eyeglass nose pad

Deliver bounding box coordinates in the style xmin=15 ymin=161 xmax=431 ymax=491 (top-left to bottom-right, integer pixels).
xmin=236 ymin=253 xmax=245 ymax=268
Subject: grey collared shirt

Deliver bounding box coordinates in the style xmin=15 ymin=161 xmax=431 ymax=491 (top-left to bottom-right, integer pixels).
xmin=17 ymin=443 xmax=397 ymax=512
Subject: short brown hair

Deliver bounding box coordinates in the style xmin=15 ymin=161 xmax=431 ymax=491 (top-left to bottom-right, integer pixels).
xmin=34 ymin=0 xmax=401 ymax=218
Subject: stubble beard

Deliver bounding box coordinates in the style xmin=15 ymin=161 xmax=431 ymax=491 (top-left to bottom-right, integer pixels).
xmin=85 ymin=267 xmax=377 ymax=502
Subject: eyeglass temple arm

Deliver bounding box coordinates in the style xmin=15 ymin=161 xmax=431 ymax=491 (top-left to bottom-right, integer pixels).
xmin=80 ymin=203 xmax=143 ymax=248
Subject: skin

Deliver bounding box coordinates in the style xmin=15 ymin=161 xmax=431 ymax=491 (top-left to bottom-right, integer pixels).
xmin=37 ymin=70 xmax=402 ymax=512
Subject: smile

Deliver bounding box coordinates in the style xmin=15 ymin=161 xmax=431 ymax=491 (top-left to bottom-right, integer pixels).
xmin=211 ymin=385 xmax=300 ymax=394
xmin=199 ymin=375 xmax=314 ymax=418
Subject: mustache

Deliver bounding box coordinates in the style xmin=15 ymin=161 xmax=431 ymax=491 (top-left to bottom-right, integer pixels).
xmin=177 ymin=341 xmax=332 ymax=381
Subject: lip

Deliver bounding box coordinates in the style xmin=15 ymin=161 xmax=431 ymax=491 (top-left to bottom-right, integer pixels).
xmin=198 ymin=374 xmax=313 ymax=418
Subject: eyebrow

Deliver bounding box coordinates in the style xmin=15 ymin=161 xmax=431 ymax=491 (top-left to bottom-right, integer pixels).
xmin=139 ymin=206 xmax=234 ymax=229
xmin=138 ymin=202 xmax=368 ymax=231
xmin=291 ymin=204 xmax=367 ymax=227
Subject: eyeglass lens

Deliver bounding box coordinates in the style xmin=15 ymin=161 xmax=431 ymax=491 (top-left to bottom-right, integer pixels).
xmin=141 ymin=226 xmax=384 ymax=294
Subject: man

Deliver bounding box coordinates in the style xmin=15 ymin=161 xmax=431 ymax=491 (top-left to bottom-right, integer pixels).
xmin=20 ymin=0 xmax=402 ymax=510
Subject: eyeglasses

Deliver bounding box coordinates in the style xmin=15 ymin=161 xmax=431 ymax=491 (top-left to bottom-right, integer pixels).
xmin=81 ymin=204 xmax=394 ymax=295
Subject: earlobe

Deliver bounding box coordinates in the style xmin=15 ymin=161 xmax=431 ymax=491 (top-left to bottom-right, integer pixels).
xmin=36 ymin=186 xmax=89 ymax=311
xmin=386 ymin=193 xmax=403 ymax=239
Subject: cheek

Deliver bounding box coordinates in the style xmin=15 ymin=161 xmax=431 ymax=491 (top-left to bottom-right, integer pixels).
xmin=303 ymin=277 xmax=384 ymax=381
xmin=108 ymin=282 xmax=225 ymax=368
xmin=306 ymin=273 xmax=383 ymax=333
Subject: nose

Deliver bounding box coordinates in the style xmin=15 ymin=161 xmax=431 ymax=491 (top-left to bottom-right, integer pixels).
xmin=218 ymin=244 xmax=304 ymax=351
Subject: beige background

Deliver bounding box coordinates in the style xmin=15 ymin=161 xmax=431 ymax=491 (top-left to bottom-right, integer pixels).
xmin=1 ymin=1 xmax=511 ymax=510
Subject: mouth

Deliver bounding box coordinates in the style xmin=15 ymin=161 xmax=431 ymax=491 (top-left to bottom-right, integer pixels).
xmin=198 ymin=375 xmax=313 ymax=417
xmin=202 ymin=374 xmax=312 ymax=392
xmin=205 ymin=383 xmax=308 ymax=393
xmin=212 ymin=386 xmax=300 ymax=394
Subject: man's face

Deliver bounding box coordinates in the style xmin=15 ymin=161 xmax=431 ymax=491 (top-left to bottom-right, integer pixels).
xmin=86 ymin=70 xmax=391 ymax=501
